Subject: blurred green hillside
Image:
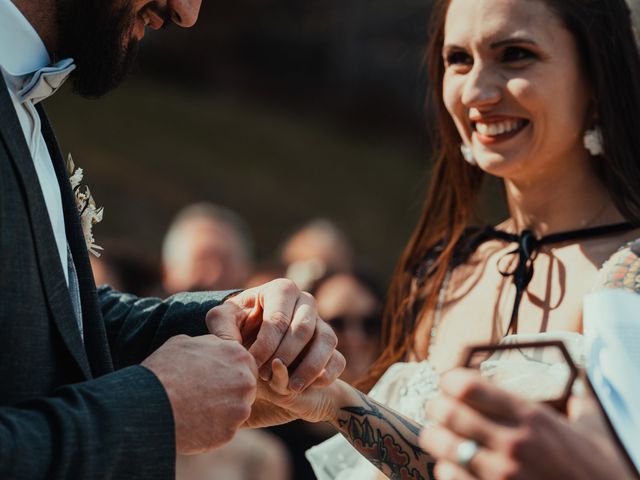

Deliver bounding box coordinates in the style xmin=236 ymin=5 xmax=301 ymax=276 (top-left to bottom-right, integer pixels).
xmin=46 ymin=0 xmax=508 ymax=281
xmin=46 ymin=78 xmax=430 ymax=277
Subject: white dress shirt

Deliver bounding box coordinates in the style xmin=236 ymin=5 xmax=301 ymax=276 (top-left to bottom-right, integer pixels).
xmin=0 ymin=0 xmax=69 ymax=285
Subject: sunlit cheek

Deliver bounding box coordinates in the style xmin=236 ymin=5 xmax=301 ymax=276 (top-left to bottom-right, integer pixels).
xmin=442 ymin=76 xmax=467 ymax=142
xmin=505 ymin=78 xmax=533 ymax=108
xmin=506 ymin=77 xmax=537 ymax=140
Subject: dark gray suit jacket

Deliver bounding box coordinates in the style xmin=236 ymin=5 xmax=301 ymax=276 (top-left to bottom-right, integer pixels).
xmin=0 ymin=75 xmax=232 ymax=479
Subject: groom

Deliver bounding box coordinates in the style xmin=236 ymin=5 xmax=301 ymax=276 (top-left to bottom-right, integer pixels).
xmin=0 ymin=0 xmax=344 ymax=478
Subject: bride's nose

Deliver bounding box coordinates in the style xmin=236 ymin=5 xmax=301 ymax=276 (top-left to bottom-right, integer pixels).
xmin=461 ymin=62 xmax=502 ymax=109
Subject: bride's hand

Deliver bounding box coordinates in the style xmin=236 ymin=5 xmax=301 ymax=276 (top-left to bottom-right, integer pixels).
xmin=244 ymin=357 xmax=345 ymax=429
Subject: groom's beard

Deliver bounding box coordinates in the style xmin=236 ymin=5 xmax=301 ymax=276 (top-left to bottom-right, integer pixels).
xmin=56 ymin=0 xmax=140 ymax=98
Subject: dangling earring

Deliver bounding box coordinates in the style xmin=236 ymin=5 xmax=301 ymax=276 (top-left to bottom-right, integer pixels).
xmin=583 ymin=126 xmax=604 ymax=156
xmin=460 ymin=144 xmax=476 ymax=166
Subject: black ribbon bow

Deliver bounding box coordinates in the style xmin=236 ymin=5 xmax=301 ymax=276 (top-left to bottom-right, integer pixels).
xmin=487 ymin=222 xmax=634 ymax=336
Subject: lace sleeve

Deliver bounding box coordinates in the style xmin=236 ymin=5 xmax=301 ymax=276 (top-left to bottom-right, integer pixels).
xmin=594 ymin=238 xmax=640 ymax=293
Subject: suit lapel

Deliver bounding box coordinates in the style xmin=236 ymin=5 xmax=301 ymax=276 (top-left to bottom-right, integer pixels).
xmin=38 ymin=105 xmax=114 ymax=377
xmin=0 ymin=77 xmax=92 ymax=379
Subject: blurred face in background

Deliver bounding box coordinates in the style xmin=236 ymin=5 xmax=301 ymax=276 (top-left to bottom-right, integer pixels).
xmin=55 ymin=0 xmax=202 ymax=97
xmin=162 ymin=218 xmax=252 ymax=294
xmin=315 ymin=273 xmax=381 ymax=384
xmin=282 ymin=221 xmax=352 ymax=290
xmin=442 ymin=0 xmax=592 ymax=184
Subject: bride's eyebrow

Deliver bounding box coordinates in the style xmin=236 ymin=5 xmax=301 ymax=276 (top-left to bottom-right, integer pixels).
xmin=443 ymin=36 xmax=538 ymax=52
xmin=490 ymin=36 xmax=537 ymax=49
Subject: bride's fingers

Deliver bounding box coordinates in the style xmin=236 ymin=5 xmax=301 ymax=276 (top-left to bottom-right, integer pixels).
xmin=269 ymin=358 xmax=291 ymax=394
xmin=309 ymin=350 xmax=346 ymax=388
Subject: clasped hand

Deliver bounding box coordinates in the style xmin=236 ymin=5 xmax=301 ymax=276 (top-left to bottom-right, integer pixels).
xmin=141 ymin=279 xmax=345 ymax=454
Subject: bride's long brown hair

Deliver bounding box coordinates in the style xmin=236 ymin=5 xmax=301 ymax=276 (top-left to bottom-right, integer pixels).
xmin=360 ymin=0 xmax=640 ymax=392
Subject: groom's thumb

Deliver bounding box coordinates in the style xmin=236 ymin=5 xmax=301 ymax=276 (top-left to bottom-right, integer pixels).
xmin=205 ymin=301 xmax=245 ymax=343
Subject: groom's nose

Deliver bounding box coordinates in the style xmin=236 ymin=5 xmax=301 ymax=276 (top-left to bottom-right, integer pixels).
xmin=168 ymin=0 xmax=202 ymax=27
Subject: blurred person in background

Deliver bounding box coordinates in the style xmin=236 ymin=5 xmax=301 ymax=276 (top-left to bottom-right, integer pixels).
xmin=162 ymin=202 xmax=254 ymax=294
xmin=162 ymin=204 xmax=291 ymax=480
xmin=245 ymin=263 xmax=287 ymax=289
xmin=176 ymin=429 xmax=291 ymax=480
xmin=281 ymin=219 xmax=353 ymax=290
xmin=312 ymin=271 xmax=383 ymax=385
xmin=90 ymin=239 xmax=163 ymax=297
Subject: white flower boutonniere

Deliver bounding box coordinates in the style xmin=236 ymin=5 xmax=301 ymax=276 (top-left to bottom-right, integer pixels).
xmin=66 ymin=154 xmax=104 ymax=257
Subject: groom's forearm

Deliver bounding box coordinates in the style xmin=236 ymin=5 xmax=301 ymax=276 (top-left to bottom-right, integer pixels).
xmin=328 ymin=384 xmax=435 ymax=480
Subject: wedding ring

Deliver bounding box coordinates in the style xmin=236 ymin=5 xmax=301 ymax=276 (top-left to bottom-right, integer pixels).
xmin=456 ymin=439 xmax=479 ymax=469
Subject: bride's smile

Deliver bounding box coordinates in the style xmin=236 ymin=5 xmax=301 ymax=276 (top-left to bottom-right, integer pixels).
xmin=442 ymin=0 xmax=593 ymax=184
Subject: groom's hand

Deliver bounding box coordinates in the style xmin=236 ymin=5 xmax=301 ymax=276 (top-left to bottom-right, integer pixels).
xmin=205 ymin=278 xmax=344 ymax=392
xmin=141 ymin=335 xmax=258 ymax=455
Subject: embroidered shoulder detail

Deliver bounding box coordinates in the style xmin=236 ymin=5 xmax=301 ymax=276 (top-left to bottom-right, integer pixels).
xmin=594 ymin=238 xmax=640 ymax=293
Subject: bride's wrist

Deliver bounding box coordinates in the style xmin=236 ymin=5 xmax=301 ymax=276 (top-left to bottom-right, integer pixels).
xmin=324 ymin=379 xmax=360 ymax=427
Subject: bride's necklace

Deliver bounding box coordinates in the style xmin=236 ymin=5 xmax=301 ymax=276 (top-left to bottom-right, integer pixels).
xmin=428 ymin=221 xmax=635 ymax=351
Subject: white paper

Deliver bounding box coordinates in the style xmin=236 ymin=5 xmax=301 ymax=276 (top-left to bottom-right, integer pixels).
xmin=583 ymin=289 xmax=640 ymax=473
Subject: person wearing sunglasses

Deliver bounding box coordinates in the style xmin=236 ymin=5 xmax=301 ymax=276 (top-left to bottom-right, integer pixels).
xmin=312 ymin=271 xmax=384 ymax=385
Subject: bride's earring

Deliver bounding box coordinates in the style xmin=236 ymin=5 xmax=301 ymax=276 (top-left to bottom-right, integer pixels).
xmin=460 ymin=144 xmax=476 ymax=166
xmin=583 ymin=126 xmax=604 ymax=156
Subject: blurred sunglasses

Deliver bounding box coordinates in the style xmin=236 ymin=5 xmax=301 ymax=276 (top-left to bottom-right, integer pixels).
xmin=326 ymin=315 xmax=381 ymax=337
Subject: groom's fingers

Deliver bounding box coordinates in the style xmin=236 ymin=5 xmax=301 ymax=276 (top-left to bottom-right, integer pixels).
xmin=269 ymin=358 xmax=290 ymax=394
xmin=309 ymin=350 xmax=346 ymax=388
xmin=205 ymin=301 xmax=244 ymax=343
xmin=258 ymin=292 xmax=317 ymax=379
xmin=288 ymin=320 xmax=338 ymax=392
xmin=248 ymin=279 xmax=299 ymax=368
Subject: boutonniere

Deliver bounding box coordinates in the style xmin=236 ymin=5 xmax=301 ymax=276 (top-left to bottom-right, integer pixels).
xmin=66 ymin=154 xmax=104 ymax=257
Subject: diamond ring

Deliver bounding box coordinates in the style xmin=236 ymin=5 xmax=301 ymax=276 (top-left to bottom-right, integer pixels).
xmin=456 ymin=439 xmax=479 ymax=468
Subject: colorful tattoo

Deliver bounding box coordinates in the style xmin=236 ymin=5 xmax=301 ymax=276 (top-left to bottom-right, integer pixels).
xmin=600 ymin=242 xmax=640 ymax=292
xmin=336 ymin=391 xmax=433 ymax=480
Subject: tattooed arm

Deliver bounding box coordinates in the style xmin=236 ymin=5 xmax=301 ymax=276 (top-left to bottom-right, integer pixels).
xmin=333 ymin=387 xmax=436 ymax=480
xmin=248 ymin=359 xmax=435 ymax=480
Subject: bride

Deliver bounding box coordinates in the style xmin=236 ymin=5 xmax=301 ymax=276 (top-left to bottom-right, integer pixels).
xmin=245 ymin=0 xmax=640 ymax=478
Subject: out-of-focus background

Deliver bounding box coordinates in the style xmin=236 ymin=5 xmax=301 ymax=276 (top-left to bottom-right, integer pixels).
xmin=48 ymin=0 xmax=442 ymax=281
xmin=47 ymin=1 xmax=510 ymax=479
xmin=46 ymin=1 xmax=640 ymax=479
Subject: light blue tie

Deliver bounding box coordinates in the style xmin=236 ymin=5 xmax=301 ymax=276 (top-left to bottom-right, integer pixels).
xmin=17 ymin=58 xmax=75 ymax=105
xmin=15 ymin=58 xmax=84 ymax=341
xmin=67 ymin=244 xmax=84 ymax=342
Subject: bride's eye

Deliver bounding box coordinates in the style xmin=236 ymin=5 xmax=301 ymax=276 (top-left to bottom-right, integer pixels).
xmin=502 ymin=46 xmax=536 ymax=64
xmin=444 ymin=51 xmax=473 ymax=71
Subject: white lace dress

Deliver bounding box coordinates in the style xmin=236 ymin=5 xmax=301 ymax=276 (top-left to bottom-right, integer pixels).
xmin=306 ymin=331 xmax=585 ymax=480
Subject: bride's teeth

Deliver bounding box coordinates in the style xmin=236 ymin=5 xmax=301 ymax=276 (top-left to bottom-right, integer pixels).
xmin=476 ymin=120 xmax=524 ymax=137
